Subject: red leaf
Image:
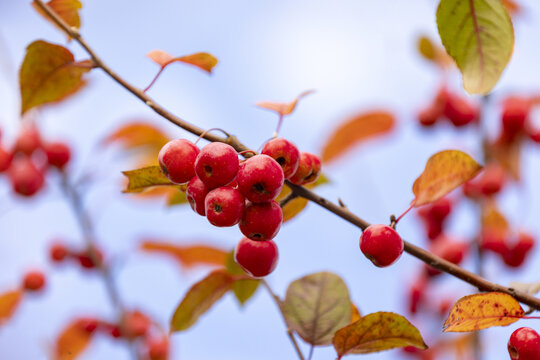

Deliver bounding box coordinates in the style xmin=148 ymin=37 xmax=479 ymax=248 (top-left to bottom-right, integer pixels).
xmin=141 ymin=241 xmax=228 ymax=269
xmin=147 ymin=50 xmax=218 ymax=73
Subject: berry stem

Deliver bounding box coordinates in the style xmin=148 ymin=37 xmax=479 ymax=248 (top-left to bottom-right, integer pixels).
xmin=195 ymin=128 xmax=231 ymax=145
xmin=143 ymin=66 xmax=166 ymax=93
xmin=394 ymin=201 xmax=415 ymax=225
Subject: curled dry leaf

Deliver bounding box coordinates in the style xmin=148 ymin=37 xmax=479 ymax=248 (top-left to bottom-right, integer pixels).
xmin=412 ymin=150 xmax=482 ymax=207
xmin=255 ymin=89 xmax=315 ymax=117
xmin=170 ymin=270 xmax=235 ymax=332
xmin=32 ymin=0 xmax=82 ymax=32
xmin=508 ymin=281 xmax=540 ymax=296
xmin=443 ymin=292 xmax=524 ymax=332
xmin=147 ymin=50 xmax=218 ymax=73
xmin=281 ymin=272 xmax=351 ymax=346
xmin=55 ymin=318 xmax=94 ymax=360
xmin=333 ymin=312 xmax=427 ymax=358
xmin=436 ymin=0 xmax=514 ymax=94
xmin=321 ymin=111 xmax=394 ymax=164
xmin=0 ymin=290 xmax=23 ymax=325
xmin=141 ymin=241 xmax=228 ymax=269
xmin=20 ymin=40 xmax=92 ymax=114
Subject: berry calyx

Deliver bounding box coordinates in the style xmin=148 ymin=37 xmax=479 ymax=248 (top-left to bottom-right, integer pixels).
xmin=186 ymin=176 xmax=209 ymax=216
xmin=359 ymin=224 xmax=404 ymax=267
xmin=237 ymin=154 xmax=284 ymax=203
xmin=239 ymin=201 xmax=283 ymax=241
xmin=234 ymin=237 xmax=279 ymax=278
xmin=261 ymin=138 xmax=300 ymax=179
xmin=44 ymin=141 xmax=71 ymax=169
xmin=8 ymin=156 xmax=45 ymax=197
xmin=158 ymin=139 xmax=199 ymax=184
xmin=23 ymin=270 xmax=46 ymax=292
xmin=508 ymin=327 xmax=540 ymax=360
xmin=194 ymin=142 xmax=239 ymax=189
xmin=205 ymin=187 xmax=245 ymax=227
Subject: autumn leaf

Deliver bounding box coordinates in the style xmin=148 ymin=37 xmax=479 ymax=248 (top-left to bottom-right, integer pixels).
xmin=321 ymin=111 xmax=394 ymax=164
xmin=443 ymin=292 xmax=524 ymax=332
xmin=350 ymin=303 xmax=361 ymax=323
xmin=32 ymin=0 xmax=82 ymax=32
xmin=0 ymin=290 xmax=23 ymax=325
xmin=55 ymin=318 xmax=94 ymax=360
xmin=282 ymin=272 xmax=351 ymax=346
xmin=122 ymin=166 xmax=175 ymax=193
xmin=20 ymin=40 xmax=93 ymax=114
xmin=412 ymin=150 xmax=482 ymax=207
xmin=256 ymin=90 xmax=314 ymax=117
xmin=141 ymin=241 xmax=228 ymax=269
xmin=417 ymin=35 xmax=452 ymax=68
xmin=277 ymin=174 xmax=329 ymax=223
xmin=225 ymin=251 xmax=259 ymax=306
xmin=104 ymin=122 xmax=170 ymax=152
xmin=437 ymin=0 xmax=514 ymax=94
xmin=147 ymin=50 xmax=218 ymax=73
xmin=170 ymin=270 xmax=235 ymax=332
xmin=487 ymin=137 xmax=521 ymax=181
xmin=481 ymin=202 xmax=509 ymax=232
xmin=501 ymin=0 xmax=521 ymax=15
xmin=333 ymin=312 xmax=427 ymax=358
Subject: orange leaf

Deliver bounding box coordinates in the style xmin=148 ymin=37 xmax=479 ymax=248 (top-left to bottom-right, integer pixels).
xmin=147 ymin=50 xmax=218 ymax=73
xmin=443 ymin=292 xmax=524 ymax=332
xmin=276 ymin=174 xmax=329 ymax=223
xmin=417 ymin=35 xmax=453 ymax=69
xmin=481 ymin=202 xmax=509 ymax=232
xmin=350 ymin=302 xmax=362 ymax=323
xmin=104 ymin=122 xmax=170 ymax=151
xmin=256 ymin=89 xmax=314 ymax=117
xmin=33 ymin=0 xmax=82 ymax=32
xmin=321 ymin=111 xmax=395 ymax=164
xmin=487 ymin=138 xmax=521 ymax=181
xmin=412 ymin=150 xmax=482 ymax=207
xmin=19 ymin=40 xmax=92 ymax=114
xmin=55 ymin=318 xmax=94 ymax=360
xmin=141 ymin=241 xmax=228 ymax=269
xmin=0 ymin=290 xmax=23 ymax=325
xmin=502 ymin=0 xmax=521 ymax=15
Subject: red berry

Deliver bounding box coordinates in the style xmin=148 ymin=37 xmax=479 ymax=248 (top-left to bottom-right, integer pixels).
xmin=44 ymin=141 xmax=71 ymax=169
xmin=478 ymin=164 xmax=506 ymax=196
xmin=508 ymin=327 xmax=540 ymax=360
xmin=237 ymin=154 xmax=284 ymax=203
xmin=122 ymin=311 xmax=151 ymax=338
xmin=158 ymin=139 xmax=199 ymax=184
xmin=23 ymin=270 xmax=46 ymax=292
xmin=502 ymin=97 xmax=530 ymax=141
xmin=234 ymin=237 xmax=279 ymax=278
xmin=408 ymin=277 xmax=427 ymax=314
xmin=77 ymin=248 xmax=103 ymax=269
xmin=302 ymin=153 xmax=322 ymax=185
xmin=78 ymin=317 xmax=99 ymax=333
xmin=480 ymin=229 xmax=507 ymax=255
xmin=8 ymin=156 xmax=45 ymax=197
xmin=503 ymin=232 xmax=535 ymax=268
xmin=0 ymin=145 xmax=13 ymax=172
xmin=261 ymin=138 xmax=300 ymax=179
xmin=13 ymin=125 xmax=41 ymax=155
xmin=205 ymin=187 xmax=245 ymax=227
xmin=417 ymin=106 xmax=440 ymax=127
xmin=186 ymin=176 xmax=209 ymax=216
xmin=425 ymin=237 xmax=468 ymax=276
xmin=50 ymin=242 xmax=69 ymax=262
xmin=289 ymin=152 xmax=313 ymax=185
xmin=194 ymin=142 xmax=238 ymax=189
xmin=239 ymin=201 xmax=283 ymax=241
xmin=147 ymin=337 xmax=169 ymax=360
xmin=359 ymin=224 xmax=404 ymax=267
xmin=444 ymin=94 xmax=478 ymax=127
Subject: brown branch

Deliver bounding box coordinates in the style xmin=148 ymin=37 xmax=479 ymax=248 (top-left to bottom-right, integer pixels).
xmin=32 ymin=0 xmax=540 ymax=311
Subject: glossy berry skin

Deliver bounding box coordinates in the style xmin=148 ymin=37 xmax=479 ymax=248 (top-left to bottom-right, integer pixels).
xmin=23 ymin=271 xmax=46 ymax=292
xmin=8 ymin=157 xmax=45 ymax=197
xmin=186 ymin=176 xmax=209 ymax=216
xmin=289 ymin=152 xmax=313 ymax=185
xmin=444 ymin=94 xmax=478 ymax=127
xmin=205 ymin=187 xmax=245 ymax=227
xmin=234 ymin=237 xmax=279 ymax=278
xmin=502 ymin=97 xmax=530 ymax=141
xmin=195 ymin=142 xmax=239 ymax=189
xmin=508 ymin=327 xmax=540 ymax=360
xmin=239 ymin=201 xmax=283 ymax=241
xmin=303 ymin=153 xmax=322 ymax=184
xmin=14 ymin=126 xmax=41 ymax=155
xmin=359 ymin=224 xmax=404 ymax=267
xmin=261 ymin=138 xmax=300 ymax=179
xmin=44 ymin=141 xmax=71 ymax=169
xmin=50 ymin=242 xmax=69 ymax=262
xmin=0 ymin=146 xmax=13 ymax=172
xmin=237 ymin=154 xmax=284 ymax=203
xmin=158 ymin=139 xmax=199 ymax=184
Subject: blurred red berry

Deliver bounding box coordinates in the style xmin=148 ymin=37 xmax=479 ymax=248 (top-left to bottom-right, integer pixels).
xmin=44 ymin=141 xmax=71 ymax=169
xmin=23 ymin=270 xmax=46 ymax=292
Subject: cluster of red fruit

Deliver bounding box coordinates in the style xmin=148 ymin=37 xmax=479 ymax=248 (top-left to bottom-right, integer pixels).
xmin=157 ymin=137 xmax=321 ymax=277
xmin=417 ymin=87 xmax=479 ymax=128
xmin=50 ymin=241 xmax=103 ymax=270
xmin=508 ymin=327 xmax=540 ymax=360
xmin=497 ymin=96 xmax=540 ymax=144
xmin=0 ymin=125 xmax=71 ymax=197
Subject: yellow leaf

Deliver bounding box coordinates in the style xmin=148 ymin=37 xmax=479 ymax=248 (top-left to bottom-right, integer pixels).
xmin=413 ymin=150 xmax=482 ymax=207
xmin=141 ymin=241 xmax=228 ymax=269
xmin=32 ymin=0 xmax=82 ymax=32
xmin=321 ymin=111 xmax=394 ymax=164
xmin=55 ymin=319 xmax=94 ymax=360
xmin=502 ymin=0 xmax=521 ymax=15
xmin=0 ymin=290 xmax=23 ymax=325
xmin=481 ymin=201 xmax=508 ymax=232
xmin=147 ymin=50 xmax=218 ymax=73
xmin=417 ymin=35 xmax=453 ymax=68
xmin=256 ymin=89 xmax=314 ymax=117
xmin=350 ymin=302 xmax=362 ymax=323
xmin=443 ymin=292 xmax=524 ymax=332
xmin=122 ymin=166 xmax=175 ymax=193
xmin=104 ymin=122 xmax=170 ymax=151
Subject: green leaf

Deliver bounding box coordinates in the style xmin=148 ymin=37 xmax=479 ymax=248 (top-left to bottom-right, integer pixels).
xmin=333 ymin=312 xmax=428 ymax=358
xmin=282 ymin=272 xmax=351 ymax=346
xmin=170 ymin=270 xmax=235 ymax=332
xmin=225 ymin=251 xmax=259 ymax=306
xmin=436 ymin=0 xmax=514 ymax=94
xmin=19 ymin=40 xmax=92 ymax=114
xmin=122 ymin=166 xmax=175 ymax=193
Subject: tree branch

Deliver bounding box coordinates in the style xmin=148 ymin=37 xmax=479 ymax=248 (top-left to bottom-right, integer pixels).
xmin=32 ymin=0 xmax=540 ymax=311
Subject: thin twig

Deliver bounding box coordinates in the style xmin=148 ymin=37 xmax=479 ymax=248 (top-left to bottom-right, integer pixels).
xmin=279 ymin=192 xmax=300 ymax=207
xmin=32 ymin=0 xmax=540 ymax=312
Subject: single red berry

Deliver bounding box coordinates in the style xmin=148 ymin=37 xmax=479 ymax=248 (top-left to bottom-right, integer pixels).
xmin=443 ymin=94 xmax=479 ymax=127
xmin=417 ymin=106 xmax=440 ymax=127
xmin=502 ymin=97 xmax=530 ymax=141
xmin=50 ymin=242 xmax=69 ymax=262
xmin=480 ymin=229 xmax=507 ymax=255
xmin=8 ymin=156 xmax=45 ymax=197
xmin=508 ymin=327 xmax=540 ymax=360
xmin=289 ymin=152 xmax=313 ymax=185
xmin=13 ymin=125 xmax=41 ymax=155
xmin=302 ymin=153 xmax=322 ymax=185
xmin=205 ymin=187 xmax=245 ymax=227
xmin=408 ymin=276 xmax=427 ymax=314
xmin=239 ymin=201 xmax=283 ymax=241
xmin=0 ymin=145 xmax=13 ymax=172
xmin=44 ymin=141 xmax=71 ymax=169
xmin=428 ymin=197 xmax=452 ymax=221
xmin=463 ymin=179 xmax=481 ymax=199
xmin=147 ymin=337 xmax=169 ymax=360
xmin=359 ymin=224 xmax=404 ymax=267
xmin=478 ymin=164 xmax=506 ymax=196
xmin=23 ymin=270 xmax=46 ymax=292
xmin=77 ymin=248 xmax=103 ymax=269
xmin=234 ymin=237 xmax=279 ymax=278
xmin=158 ymin=139 xmax=199 ymax=184
xmin=186 ymin=176 xmax=209 ymax=216
xmin=194 ymin=142 xmax=239 ymax=189
xmin=237 ymin=154 xmax=284 ymax=203
xmin=503 ymin=232 xmax=535 ymax=268
xmin=261 ymin=138 xmax=300 ymax=179
xmin=122 ymin=311 xmax=151 ymax=338
xmin=425 ymin=236 xmax=468 ymax=276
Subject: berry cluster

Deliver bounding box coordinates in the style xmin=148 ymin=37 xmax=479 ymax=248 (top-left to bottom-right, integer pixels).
xmin=417 ymin=87 xmax=480 ymax=128
xmin=50 ymin=241 xmax=103 ymax=270
xmin=481 ymin=230 xmax=536 ymax=268
xmin=0 ymin=125 xmax=71 ymax=197
xmin=158 ymin=137 xmax=321 ymax=277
